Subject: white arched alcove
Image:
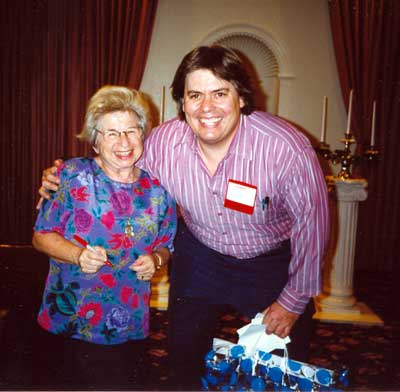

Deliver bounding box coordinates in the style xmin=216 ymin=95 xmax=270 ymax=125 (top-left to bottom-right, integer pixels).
xmin=201 ymin=24 xmax=294 ymax=115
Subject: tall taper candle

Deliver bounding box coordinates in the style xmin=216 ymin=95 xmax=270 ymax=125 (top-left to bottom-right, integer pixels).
xmin=371 ymin=100 xmax=376 ymax=146
xmin=320 ymin=96 xmax=328 ymax=142
xmin=346 ymin=89 xmax=353 ymax=135
xmin=160 ymin=86 xmax=165 ymax=123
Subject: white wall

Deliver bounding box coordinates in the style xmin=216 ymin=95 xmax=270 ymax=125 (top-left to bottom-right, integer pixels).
xmin=141 ymin=0 xmax=348 ymax=151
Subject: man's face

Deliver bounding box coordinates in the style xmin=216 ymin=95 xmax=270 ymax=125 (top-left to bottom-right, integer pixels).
xmin=182 ymin=69 xmax=244 ymax=148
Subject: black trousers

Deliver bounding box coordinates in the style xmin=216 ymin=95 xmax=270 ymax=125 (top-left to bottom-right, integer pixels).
xmin=167 ymin=221 xmax=315 ymax=390
xmin=32 ymin=325 xmax=148 ymax=390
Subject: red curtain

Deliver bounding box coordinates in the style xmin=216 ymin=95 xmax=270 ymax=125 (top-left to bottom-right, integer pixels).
xmin=328 ymin=0 xmax=400 ymax=271
xmin=0 ymin=0 xmax=158 ymax=244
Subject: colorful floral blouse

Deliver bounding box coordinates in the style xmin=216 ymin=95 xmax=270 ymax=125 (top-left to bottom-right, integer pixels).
xmin=34 ymin=157 xmax=177 ymax=345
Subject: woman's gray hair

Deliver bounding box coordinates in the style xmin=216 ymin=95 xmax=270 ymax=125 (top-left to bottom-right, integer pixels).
xmin=77 ymin=85 xmax=151 ymax=145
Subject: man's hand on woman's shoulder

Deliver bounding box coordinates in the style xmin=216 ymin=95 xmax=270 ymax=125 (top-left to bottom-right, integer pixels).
xmin=36 ymin=159 xmax=64 ymax=209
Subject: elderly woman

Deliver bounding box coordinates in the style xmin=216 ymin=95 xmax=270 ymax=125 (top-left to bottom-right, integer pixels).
xmin=32 ymin=85 xmax=177 ymax=390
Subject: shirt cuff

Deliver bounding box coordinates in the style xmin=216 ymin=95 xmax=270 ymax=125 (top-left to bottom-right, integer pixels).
xmin=277 ymin=286 xmax=311 ymax=314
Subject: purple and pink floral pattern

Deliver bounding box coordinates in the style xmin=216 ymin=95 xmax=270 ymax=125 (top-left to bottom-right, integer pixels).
xmin=35 ymin=157 xmax=177 ymax=345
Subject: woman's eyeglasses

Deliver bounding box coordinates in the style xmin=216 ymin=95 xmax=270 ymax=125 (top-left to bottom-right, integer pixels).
xmin=96 ymin=127 xmax=143 ymax=141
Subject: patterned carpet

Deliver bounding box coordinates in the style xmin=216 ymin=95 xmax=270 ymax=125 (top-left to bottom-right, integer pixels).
xmin=144 ymin=279 xmax=399 ymax=391
xmin=0 ymin=247 xmax=399 ymax=391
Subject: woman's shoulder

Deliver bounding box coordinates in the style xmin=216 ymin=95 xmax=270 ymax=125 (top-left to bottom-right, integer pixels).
xmin=57 ymin=157 xmax=97 ymax=181
xmin=61 ymin=157 xmax=93 ymax=172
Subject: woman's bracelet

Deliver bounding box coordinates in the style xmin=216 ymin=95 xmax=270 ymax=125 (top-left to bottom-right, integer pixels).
xmin=153 ymin=252 xmax=163 ymax=270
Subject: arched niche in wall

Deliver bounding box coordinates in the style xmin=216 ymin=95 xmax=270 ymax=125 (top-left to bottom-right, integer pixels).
xmin=201 ymin=25 xmax=294 ymax=115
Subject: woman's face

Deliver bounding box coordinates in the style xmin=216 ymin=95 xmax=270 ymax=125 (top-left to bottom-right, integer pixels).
xmin=94 ymin=110 xmax=144 ymax=173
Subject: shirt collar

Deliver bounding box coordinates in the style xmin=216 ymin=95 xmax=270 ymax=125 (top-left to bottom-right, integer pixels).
xmin=172 ymin=118 xmax=197 ymax=151
xmin=227 ymin=114 xmax=253 ymax=161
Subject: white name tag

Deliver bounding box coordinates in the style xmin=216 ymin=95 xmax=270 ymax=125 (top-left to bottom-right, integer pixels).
xmin=224 ymin=179 xmax=257 ymax=214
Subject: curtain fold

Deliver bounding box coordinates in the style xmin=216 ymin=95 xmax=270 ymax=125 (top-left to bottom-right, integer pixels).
xmin=0 ymin=0 xmax=158 ymax=244
xmin=0 ymin=1 xmax=34 ymax=244
xmin=328 ymin=0 xmax=400 ymax=271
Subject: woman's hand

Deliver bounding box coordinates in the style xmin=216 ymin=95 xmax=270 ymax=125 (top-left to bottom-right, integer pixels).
xmin=33 ymin=232 xmax=108 ymax=273
xmin=78 ymin=246 xmax=109 ymax=274
xmin=130 ymin=253 xmax=158 ymax=281
xmin=36 ymin=159 xmax=64 ymax=209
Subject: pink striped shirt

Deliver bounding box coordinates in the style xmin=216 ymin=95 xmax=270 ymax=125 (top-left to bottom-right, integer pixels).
xmin=138 ymin=111 xmax=329 ymax=313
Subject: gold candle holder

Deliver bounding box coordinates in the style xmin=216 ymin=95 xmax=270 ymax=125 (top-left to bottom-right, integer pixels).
xmin=316 ymin=132 xmax=379 ymax=179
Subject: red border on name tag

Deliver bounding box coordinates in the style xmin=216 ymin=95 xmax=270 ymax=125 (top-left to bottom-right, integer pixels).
xmin=224 ymin=179 xmax=257 ymax=215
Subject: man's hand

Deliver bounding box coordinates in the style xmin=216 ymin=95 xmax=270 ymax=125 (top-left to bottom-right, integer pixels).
xmin=36 ymin=159 xmax=64 ymax=209
xmin=262 ymin=301 xmax=300 ymax=338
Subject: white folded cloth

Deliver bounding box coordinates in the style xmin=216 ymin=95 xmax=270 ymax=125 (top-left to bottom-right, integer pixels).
xmin=236 ymin=313 xmax=290 ymax=357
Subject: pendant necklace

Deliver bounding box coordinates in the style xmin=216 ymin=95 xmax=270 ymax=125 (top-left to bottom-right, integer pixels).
xmin=124 ymin=218 xmax=134 ymax=238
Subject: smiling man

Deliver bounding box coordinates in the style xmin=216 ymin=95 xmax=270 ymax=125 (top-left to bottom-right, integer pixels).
xmin=139 ymin=45 xmax=330 ymax=389
xmin=39 ymin=45 xmax=330 ymax=390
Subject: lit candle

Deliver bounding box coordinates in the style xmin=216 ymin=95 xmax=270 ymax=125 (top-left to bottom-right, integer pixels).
xmin=320 ymin=96 xmax=328 ymax=142
xmin=371 ymin=100 xmax=376 ymax=146
xmin=160 ymin=85 xmax=165 ymax=123
xmin=346 ymin=89 xmax=353 ymax=135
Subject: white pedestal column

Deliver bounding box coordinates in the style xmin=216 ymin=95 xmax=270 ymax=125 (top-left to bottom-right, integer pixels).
xmin=314 ymin=177 xmax=383 ymax=325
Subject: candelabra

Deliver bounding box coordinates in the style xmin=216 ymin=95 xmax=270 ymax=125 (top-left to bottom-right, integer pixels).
xmin=315 ymin=132 xmax=379 ymax=179
xmin=313 ymin=95 xmax=383 ymax=325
